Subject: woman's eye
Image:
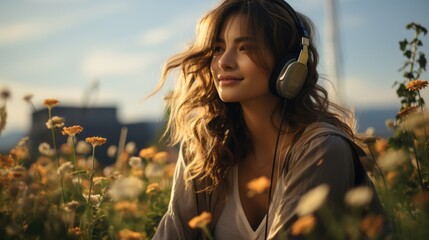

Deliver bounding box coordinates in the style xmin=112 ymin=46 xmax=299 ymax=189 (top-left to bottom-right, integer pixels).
xmin=239 ymin=45 xmax=254 ymax=52
xmin=213 ymin=46 xmax=224 ymax=52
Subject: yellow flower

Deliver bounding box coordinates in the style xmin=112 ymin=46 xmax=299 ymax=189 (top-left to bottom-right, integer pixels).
xmin=118 ymin=229 xmax=144 ymax=240
xmin=188 ymin=211 xmax=212 ymax=229
xmin=62 ymin=125 xmax=83 ymax=137
xmin=247 ymin=176 xmax=270 ymax=197
xmin=146 ymin=182 xmax=160 ymax=194
xmin=139 ymin=146 xmax=157 ymax=159
xmin=406 ymin=79 xmax=429 ymax=91
xmin=43 ymin=98 xmax=59 ymax=109
xmin=291 ymin=215 xmax=317 ymax=236
xmin=85 ymin=136 xmax=107 ymax=147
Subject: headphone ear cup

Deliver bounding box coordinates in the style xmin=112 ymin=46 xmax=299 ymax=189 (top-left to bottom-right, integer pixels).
xmin=276 ymin=61 xmax=308 ymax=99
xmin=269 ymin=54 xmax=308 ymax=99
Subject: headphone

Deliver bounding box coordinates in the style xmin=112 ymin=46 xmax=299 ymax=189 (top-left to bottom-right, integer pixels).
xmin=269 ymin=1 xmax=310 ymax=99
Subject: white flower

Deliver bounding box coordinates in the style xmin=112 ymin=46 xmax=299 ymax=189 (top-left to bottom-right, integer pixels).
xmin=57 ymin=161 xmax=74 ymax=175
xmin=107 ymin=145 xmax=117 ymax=158
xmin=378 ymin=149 xmax=407 ymax=171
xmin=129 ymin=156 xmax=142 ymax=168
xmin=108 ymin=176 xmax=144 ymax=200
xmin=38 ymin=142 xmax=52 ymax=155
xmin=344 ymin=186 xmax=373 ymax=208
xmin=125 ymin=141 xmax=136 ymax=154
xmin=145 ymin=162 xmax=164 ymax=178
xmin=76 ymin=141 xmax=91 ymax=155
xmin=83 ymin=193 xmax=102 ymax=205
xmin=296 ymin=184 xmax=330 ymax=216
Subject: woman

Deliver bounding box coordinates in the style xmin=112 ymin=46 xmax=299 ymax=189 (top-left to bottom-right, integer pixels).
xmin=152 ymin=0 xmax=386 ymax=239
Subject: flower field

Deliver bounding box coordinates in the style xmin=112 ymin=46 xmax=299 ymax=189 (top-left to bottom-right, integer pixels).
xmin=0 ymin=23 xmax=428 ymax=240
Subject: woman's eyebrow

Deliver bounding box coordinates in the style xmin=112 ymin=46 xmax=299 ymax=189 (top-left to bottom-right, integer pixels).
xmin=215 ymin=36 xmax=254 ymax=44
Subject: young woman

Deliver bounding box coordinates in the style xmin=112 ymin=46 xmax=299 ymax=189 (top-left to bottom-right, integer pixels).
xmin=152 ymin=0 xmax=386 ymax=239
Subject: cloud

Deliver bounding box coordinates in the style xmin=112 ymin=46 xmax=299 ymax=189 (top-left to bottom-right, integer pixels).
xmin=0 ymin=1 xmax=128 ymax=46
xmin=137 ymin=10 xmax=200 ymax=47
xmin=343 ymin=75 xmax=397 ymax=107
xmin=81 ymin=50 xmax=158 ymax=79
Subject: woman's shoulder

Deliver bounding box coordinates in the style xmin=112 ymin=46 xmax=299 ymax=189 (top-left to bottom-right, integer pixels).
xmin=295 ymin=121 xmax=365 ymax=156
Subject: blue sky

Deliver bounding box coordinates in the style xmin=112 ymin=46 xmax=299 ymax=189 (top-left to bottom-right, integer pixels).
xmin=1 ymin=0 xmax=429 ymax=136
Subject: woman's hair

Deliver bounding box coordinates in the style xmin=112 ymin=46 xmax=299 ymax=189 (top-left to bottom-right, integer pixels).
xmin=154 ymin=0 xmax=357 ymax=192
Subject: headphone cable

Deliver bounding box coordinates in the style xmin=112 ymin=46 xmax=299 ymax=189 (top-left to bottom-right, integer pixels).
xmin=264 ymin=99 xmax=288 ymax=240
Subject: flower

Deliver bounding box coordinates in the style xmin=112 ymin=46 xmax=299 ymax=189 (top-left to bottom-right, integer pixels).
xmin=144 ymin=162 xmax=164 ymax=178
xmin=378 ymin=149 xmax=407 ymax=171
xmin=247 ymin=176 xmax=270 ymax=197
xmin=108 ymin=176 xmax=144 ymax=200
xmin=125 ymin=142 xmax=136 ymax=154
xmin=38 ymin=142 xmax=53 ymax=156
xmin=291 ymin=215 xmax=317 ymax=236
xmin=45 ymin=116 xmax=65 ymax=129
xmin=360 ymin=214 xmax=384 ymax=238
xmin=68 ymin=227 xmax=82 ymax=237
xmin=107 ymin=145 xmax=117 ymax=158
xmin=153 ymin=151 xmax=168 ymax=164
xmin=57 ymin=161 xmax=74 ymax=175
xmin=129 ymin=156 xmax=142 ymax=168
xmin=0 ymin=154 xmax=14 ymax=168
xmin=76 ymin=141 xmax=91 ymax=155
xmin=139 ymin=146 xmax=157 ymax=159
xmin=43 ymin=98 xmax=59 ymax=109
xmin=397 ymin=106 xmax=418 ymax=118
xmin=63 ymin=200 xmax=80 ymax=212
xmin=296 ymin=184 xmax=330 ymax=216
xmin=61 ymin=125 xmax=83 ymax=137
xmin=406 ymin=79 xmax=428 ymax=91
xmin=188 ymin=211 xmax=212 ymax=229
xmin=344 ymin=186 xmax=373 ymax=208
xmin=85 ymin=136 xmax=107 ymax=147
xmin=118 ymin=229 xmax=144 ymax=240
xmin=146 ymin=182 xmax=160 ymax=194
xmin=114 ymin=201 xmax=138 ymax=214
xmin=83 ymin=193 xmax=102 ymax=205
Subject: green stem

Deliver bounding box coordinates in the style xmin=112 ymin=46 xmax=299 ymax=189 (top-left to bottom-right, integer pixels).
xmin=201 ymin=226 xmax=214 ymax=240
xmin=71 ymin=137 xmax=81 ymax=194
xmin=417 ymin=91 xmax=429 ymax=167
xmin=410 ymin=132 xmax=427 ymax=191
xmin=87 ymin=146 xmax=96 ymax=204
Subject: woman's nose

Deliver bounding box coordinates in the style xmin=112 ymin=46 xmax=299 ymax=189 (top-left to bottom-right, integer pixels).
xmin=218 ymin=50 xmax=237 ymax=70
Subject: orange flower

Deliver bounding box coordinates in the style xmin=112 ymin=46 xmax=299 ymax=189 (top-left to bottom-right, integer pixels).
xmin=118 ymin=229 xmax=144 ymax=240
xmin=114 ymin=201 xmax=138 ymax=213
xmin=43 ymin=98 xmax=59 ymax=109
xmin=62 ymin=125 xmax=83 ymax=137
xmin=360 ymin=214 xmax=384 ymax=238
xmin=139 ymin=146 xmax=157 ymax=159
xmin=0 ymin=154 xmax=15 ymax=168
xmin=146 ymin=182 xmax=160 ymax=194
xmin=406 ymin=79 xmax=429 ymax=91
xmin=188 ymin=211 xmax=212 ymax=229
xmin=153 ymin=151 xmax=168 ymax=164
xmin=85 ymin=136 xmax=107 ymax=147
xmin=397 ymin=106 xmax=418 ymax=118
xmin=374 ymin=138 xmax=388 ymax=155
xmin=68 ymin=227 xmax=82 ymax=237
xmin=247 ymin=176 xmax=270 ymax=197
xmin=291 ymin=215 xmax=317 ymax=236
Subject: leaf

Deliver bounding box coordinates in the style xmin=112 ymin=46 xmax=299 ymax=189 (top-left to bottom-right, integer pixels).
xmin=418 ymin=53 xmax=427 ymax=71
xmin=72 ymin=170 xmax=88 ymax=176
xmin=399 ymin=39 xmax=408 ymax=51
xmin=404 ymin=50 xmax=412 ymax=59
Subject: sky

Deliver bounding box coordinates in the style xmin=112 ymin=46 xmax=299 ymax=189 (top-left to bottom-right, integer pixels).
xmin=1 ymin=0 xmax=429 ymax=138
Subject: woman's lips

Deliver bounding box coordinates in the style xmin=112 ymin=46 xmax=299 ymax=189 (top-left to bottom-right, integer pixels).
xmin=218 ymin=75 xmax=243 ymax=86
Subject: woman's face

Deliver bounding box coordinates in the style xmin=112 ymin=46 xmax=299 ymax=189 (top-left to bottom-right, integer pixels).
xmin=211 ymin=14 xmax=275 ymax=104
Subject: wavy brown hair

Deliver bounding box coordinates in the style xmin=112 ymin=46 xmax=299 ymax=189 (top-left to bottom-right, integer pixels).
xmin=153 ymin=0 xmax=357 ymax=192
